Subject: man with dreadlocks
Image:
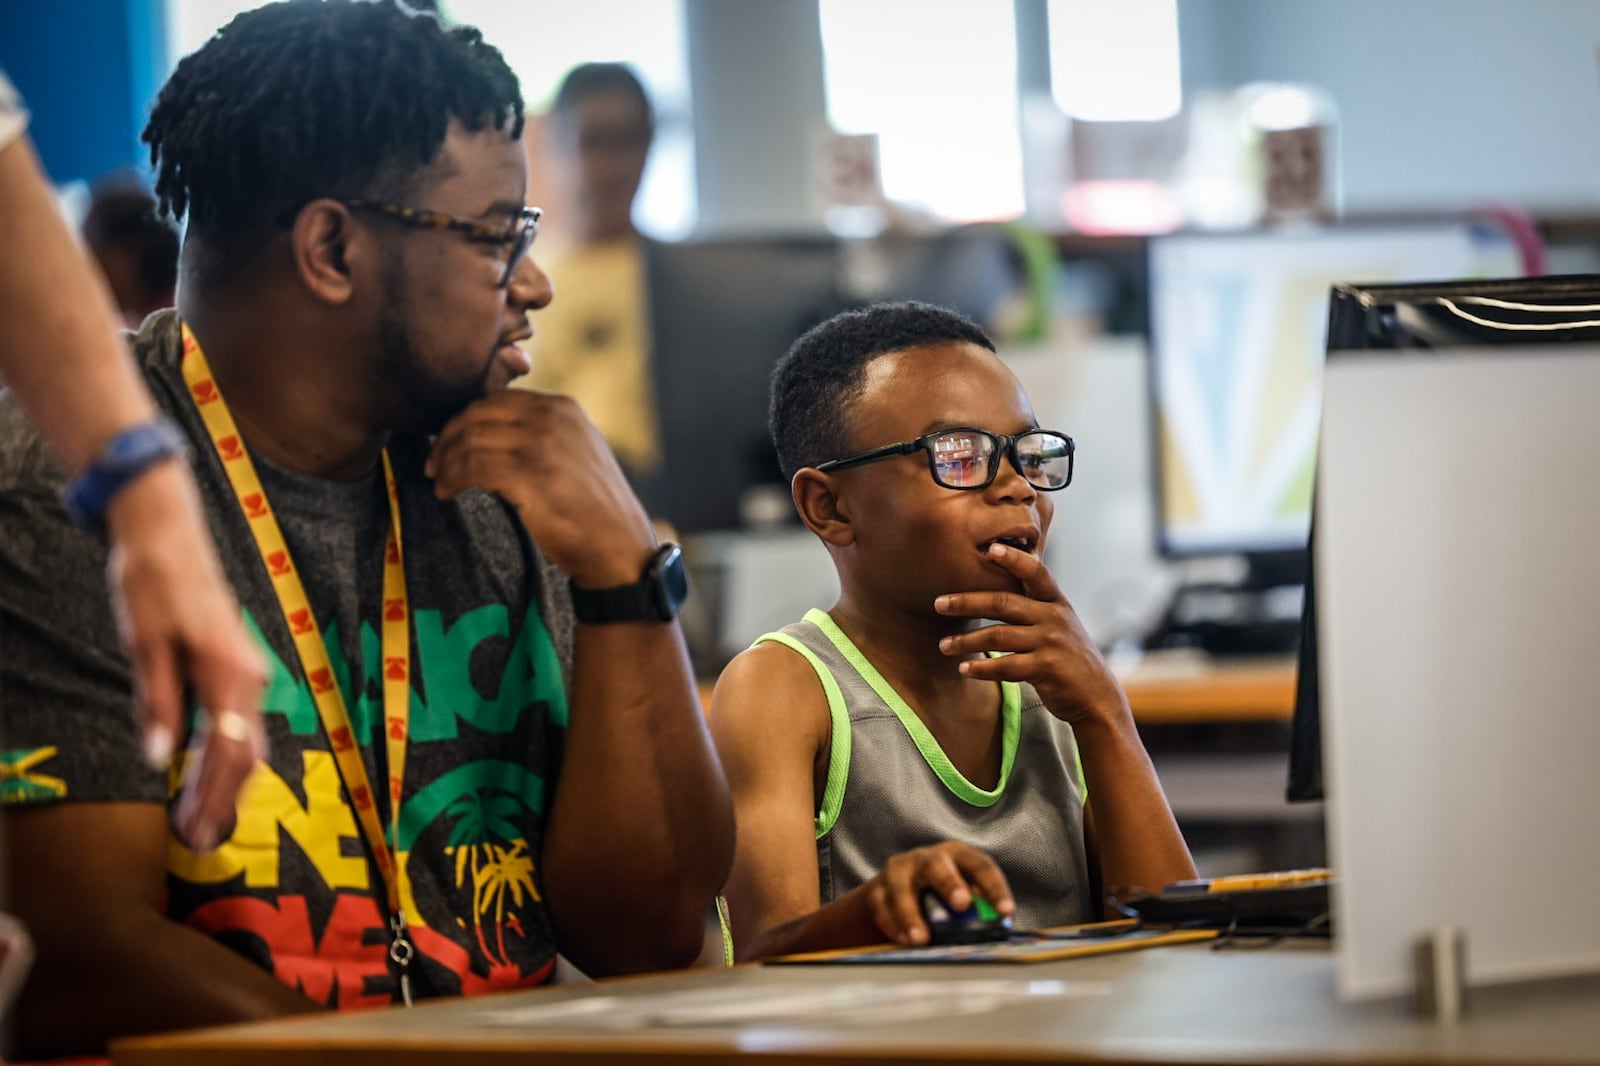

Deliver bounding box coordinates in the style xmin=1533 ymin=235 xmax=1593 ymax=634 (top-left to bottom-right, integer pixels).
xmin=0 ymin=1 xmax=733 ymax=1056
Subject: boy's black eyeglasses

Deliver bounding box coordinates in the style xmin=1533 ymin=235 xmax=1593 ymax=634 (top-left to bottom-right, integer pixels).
xmin=341 ymin=199 xmax=542 ymax=287
xmin=815 ymin=427 xmax=1075 ymax=492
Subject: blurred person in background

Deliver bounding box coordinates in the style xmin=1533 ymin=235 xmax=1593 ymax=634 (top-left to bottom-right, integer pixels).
xmin=517 ymin=63 xmax=662 ymax=501
xmin=516 ymin=63 xmax=725 ymax=682
xmin=81 ymin=178 xmax=181 ymax=328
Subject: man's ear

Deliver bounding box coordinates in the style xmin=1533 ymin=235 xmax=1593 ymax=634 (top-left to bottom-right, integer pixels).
xmin=290 ymin=199 xmax=363 ymax=306
xmin=792 ymin=469 xmax=855 ymax=547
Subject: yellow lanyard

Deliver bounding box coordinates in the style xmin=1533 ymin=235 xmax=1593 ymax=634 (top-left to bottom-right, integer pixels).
xmin=179 ymin=323 xmax=417 ymax=1003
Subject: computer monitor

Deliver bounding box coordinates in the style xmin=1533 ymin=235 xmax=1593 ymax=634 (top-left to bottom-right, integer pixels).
xmin=645 ymin=227 xmax=1021 ymax=534
xmin=1285 ymin=273 xmax=1600 ymax=802
xmin=643 ymin=236 xmax=845 ymax=534
xmin=1145 ymin=222 xmax=1523 ymax=583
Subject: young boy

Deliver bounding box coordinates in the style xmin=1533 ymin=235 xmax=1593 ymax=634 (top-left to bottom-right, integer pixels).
xmin=711 ymin=301 xmax=1195 ymax=961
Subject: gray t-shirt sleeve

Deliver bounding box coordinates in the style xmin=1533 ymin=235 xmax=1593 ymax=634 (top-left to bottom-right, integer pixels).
xmin=0 ymin=397 xmax=164 ymax=806
xmin=535 ymin=549 xmax=575 ymax=690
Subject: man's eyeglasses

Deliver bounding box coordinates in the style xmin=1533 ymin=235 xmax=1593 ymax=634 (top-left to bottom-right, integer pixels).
xmin=815 ymin=427 xmax=1075 ymax=492
xmin=342 ymin=199 xmax=542 ymax=288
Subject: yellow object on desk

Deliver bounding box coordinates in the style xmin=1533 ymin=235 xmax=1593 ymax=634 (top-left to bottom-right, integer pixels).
xmin=1166 ymin=868 xmax=1332 ymax=894
xmin=767 ymin=925 xmax=1219 ymax=965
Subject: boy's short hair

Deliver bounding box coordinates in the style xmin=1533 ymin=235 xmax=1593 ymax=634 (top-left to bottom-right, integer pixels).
xmin=769 ymin=301 xmax=995 ymax=482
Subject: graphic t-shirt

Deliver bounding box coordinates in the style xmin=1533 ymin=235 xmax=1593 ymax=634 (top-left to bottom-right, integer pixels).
xmin=0 ymin=311 xmax=577 ymax=1006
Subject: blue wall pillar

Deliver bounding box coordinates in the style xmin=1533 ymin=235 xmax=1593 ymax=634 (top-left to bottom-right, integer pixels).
xmin=0 ymin=0 xmax=168 ymax=185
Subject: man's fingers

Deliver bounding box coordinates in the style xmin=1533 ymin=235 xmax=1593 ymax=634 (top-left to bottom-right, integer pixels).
xmin=427 ymin=403 xmax=507 ymax=478
xmin=427 ymin=391 xmax=570 ymax=477
xmin=427 ymin=427 xmax=541 ymax=501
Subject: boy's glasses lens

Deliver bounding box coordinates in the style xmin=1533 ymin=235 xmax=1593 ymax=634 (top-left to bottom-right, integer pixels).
xmin=1016 ymin=431 xmax=1073 ymax=489
xmin=930 ymin=432 xmax=998 ymax=488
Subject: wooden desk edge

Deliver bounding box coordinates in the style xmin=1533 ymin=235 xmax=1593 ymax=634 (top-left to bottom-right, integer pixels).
xmin=1119 ymin=663 xmax=1297 ymax=724
xmin=702 ymin=666 xmax=1299 ymax=724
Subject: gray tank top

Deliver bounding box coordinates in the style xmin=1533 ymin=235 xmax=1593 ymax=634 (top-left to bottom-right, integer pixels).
xmin=758 ymin=609 xmax=1094 ymax=931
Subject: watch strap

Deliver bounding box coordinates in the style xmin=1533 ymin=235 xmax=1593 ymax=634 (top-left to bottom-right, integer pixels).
xmin=60 ymin=416 xmax=190 ymax=533
xmin=571 ymin=578 xmax=661 ymax=625
xmin=569 ymin=543 xmax=686 ymax=625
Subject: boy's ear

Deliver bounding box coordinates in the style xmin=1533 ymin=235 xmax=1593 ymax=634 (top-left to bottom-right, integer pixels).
xmin=792 ymin=469 xmax=855 ymax=546
xmin=290 ymin=198 xmax=360 ymax=306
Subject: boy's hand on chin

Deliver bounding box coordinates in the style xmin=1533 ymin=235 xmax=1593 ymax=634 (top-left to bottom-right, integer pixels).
xmin=933 ymin=542 xmax=1127 ymax=727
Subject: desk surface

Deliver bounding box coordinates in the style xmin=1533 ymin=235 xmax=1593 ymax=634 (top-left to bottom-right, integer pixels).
xmin=114 ymin=942 xmax=1600 ymax=1066
xmin=700 ymin=654 xmax=1299 ymax=726
xmin=1115 ymin=653 xmax=1297 ymax=724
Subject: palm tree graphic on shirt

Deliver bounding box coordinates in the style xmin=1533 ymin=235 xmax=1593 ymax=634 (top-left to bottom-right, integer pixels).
xmin=444 ymin=788 xmax=539 ymax=966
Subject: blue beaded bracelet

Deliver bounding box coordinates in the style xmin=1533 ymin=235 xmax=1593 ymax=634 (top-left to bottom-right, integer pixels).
xmin=60 ymin=416 xmax=190 ymax=533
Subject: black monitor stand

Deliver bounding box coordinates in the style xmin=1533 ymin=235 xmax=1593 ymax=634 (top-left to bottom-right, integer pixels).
xmin=1143 ymin=549 xmax=1306 ymax=659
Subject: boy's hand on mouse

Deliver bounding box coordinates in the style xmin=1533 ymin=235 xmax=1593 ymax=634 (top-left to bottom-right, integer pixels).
xmin=866 ymin=841 xmax=1014 ymax=946
xmin=934 ymin=542 xmax=1126 ymax=727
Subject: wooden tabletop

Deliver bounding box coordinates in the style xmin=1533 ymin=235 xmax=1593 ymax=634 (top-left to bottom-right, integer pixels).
xmin=701 ymin=653 xmax=1299 ymax=726
xmin=1115 ymin=653 xmax=1298 ymax=724
xmin=112 ymin=942 xmax=1600 ymax=1066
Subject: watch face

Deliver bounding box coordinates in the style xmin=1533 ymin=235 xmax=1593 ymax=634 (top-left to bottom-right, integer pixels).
xmin=570 ymin=542 xmax=690 ymax=624
xmin=655 ymin=542 xmax=689 ymax=618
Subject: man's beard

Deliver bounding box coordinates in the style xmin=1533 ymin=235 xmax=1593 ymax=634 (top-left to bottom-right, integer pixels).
xmin=376 ymin=265 xmax=495 ymax=435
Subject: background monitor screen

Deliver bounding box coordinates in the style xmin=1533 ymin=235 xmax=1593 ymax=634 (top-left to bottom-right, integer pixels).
xmin=644 ymin=235 xmax=845 ymax=534
xmin=1286 ymin=272 xmax=1600 ymax=803
xmin=645 ymin=228 xmax=1021 ymax=534
xmin=1146 ymin=222 xmax=1522 ymax=561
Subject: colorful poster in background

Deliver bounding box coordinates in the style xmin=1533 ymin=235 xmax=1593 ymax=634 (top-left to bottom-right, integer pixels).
xmin=1148 ymin=223 xmax=1523 ymax=557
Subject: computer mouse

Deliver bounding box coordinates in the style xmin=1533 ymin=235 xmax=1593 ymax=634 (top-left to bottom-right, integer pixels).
xmin=918 ymin=887 xmax=1013 ymax=945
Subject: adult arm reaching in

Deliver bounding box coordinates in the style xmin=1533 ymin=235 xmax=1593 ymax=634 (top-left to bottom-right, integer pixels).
xmin=0 ymin=122 xmax=264 ymax=850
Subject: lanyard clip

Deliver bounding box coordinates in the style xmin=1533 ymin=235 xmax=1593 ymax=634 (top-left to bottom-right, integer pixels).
xmin=389 ymin=912 xmax=415 ymax=1008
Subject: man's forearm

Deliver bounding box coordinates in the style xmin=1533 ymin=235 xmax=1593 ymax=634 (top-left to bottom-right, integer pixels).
xmin=541 ymin=621 xmax=734 ymax=976
xmin=17 ymin=907 xmax=319 ymax=1058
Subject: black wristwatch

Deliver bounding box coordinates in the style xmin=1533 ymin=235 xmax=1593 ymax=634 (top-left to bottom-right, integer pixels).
xmin=569 ymin=542 xmax=689 ymax=624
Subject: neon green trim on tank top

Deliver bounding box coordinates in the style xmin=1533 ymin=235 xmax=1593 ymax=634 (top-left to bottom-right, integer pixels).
xmin=752 ymin=630 xmax=853 ymax=839
xmin=804 ymin=608 xmax=1020 ymax=809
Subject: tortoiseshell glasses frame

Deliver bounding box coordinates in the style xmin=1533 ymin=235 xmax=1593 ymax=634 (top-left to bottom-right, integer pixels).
xmin=342 ymin=199 xmax=542 ymax=287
